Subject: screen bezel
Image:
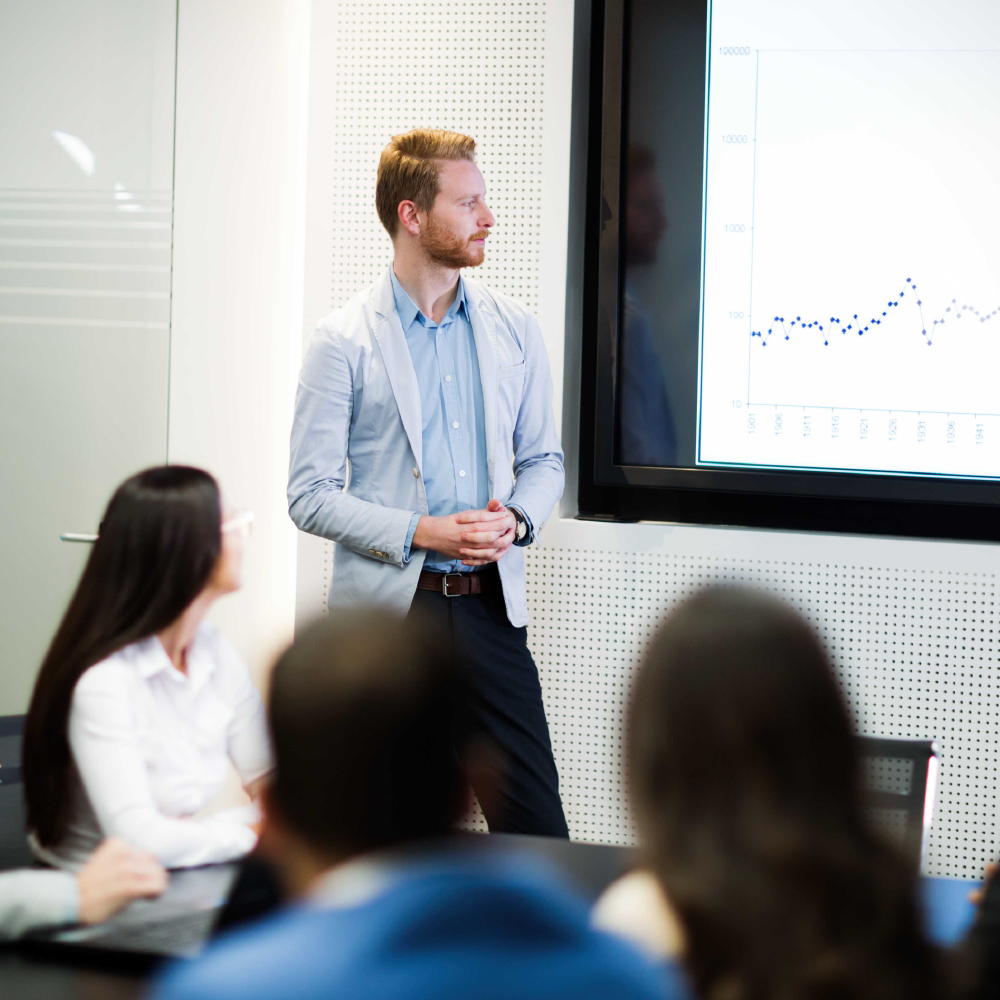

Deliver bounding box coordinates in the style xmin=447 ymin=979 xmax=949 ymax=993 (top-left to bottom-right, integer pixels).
xmin=576 ymin=0 xmax=1000 ymax=541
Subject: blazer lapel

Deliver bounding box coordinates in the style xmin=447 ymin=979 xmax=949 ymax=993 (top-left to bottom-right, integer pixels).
xmin=372 ymin=268 xmax=423 ymax=470
xmin=467 ymin=282 xmax=498 ymax=496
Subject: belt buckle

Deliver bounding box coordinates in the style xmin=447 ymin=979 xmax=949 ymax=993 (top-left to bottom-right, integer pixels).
xmin=441 ymin=573 xmax=461 ymax=597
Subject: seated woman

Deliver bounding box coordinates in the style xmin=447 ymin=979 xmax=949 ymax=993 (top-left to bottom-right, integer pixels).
xmin=594 ymin=588 xmax=947 ymax=1000
xmin=23 ymin=466 xmax=273 ymax=870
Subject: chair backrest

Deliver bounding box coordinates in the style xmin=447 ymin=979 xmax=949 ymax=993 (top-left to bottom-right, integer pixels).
xmin=857 ymin=735 xmax=937 ymax=871
xmin=0 ymin=713 xmax=24 ymax=773
xmin=0 ymin=714 xmax=33 ymax=869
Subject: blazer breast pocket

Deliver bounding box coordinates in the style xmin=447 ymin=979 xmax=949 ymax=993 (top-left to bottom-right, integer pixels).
xmin=361 ymin=351 xmax=400 ymax=436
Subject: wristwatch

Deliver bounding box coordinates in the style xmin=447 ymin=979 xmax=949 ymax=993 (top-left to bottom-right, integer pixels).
xmin=511 ymin=507 xmax=528 ymax=544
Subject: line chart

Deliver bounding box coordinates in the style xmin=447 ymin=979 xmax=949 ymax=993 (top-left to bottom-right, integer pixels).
xmin=747 ymin=270 xmax=1000 ymax=417
xmin=751 ymin=279 xmax=1000 ymax=348
xmin=698 ymin=39 xmax=1000 ymax=477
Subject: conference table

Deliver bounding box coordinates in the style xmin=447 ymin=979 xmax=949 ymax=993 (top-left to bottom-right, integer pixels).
xmin=0 ymin=834 xmax=981 ymax=999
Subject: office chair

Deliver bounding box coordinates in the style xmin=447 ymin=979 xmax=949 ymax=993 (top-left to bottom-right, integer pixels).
xmin=0 ymin=714 xmax=33 ymax=869
xmin=857 ymin=735 xmax=938 ymax=871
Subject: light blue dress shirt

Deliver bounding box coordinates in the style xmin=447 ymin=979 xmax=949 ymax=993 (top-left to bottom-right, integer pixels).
xmin=393 ymin=269 xmax=491 ymax=573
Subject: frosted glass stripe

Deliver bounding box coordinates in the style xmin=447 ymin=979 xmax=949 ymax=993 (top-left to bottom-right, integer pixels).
xmin=0 ymin=261 xmax=169 ymax=272
xmin=0 ymin=219 xmax=171 ymax=229
xmin=0 ymin=316 xmax=168 ymax=328
xmin=0 ymin=204 xmax=172 ymax=214
xmin=0 ymin=239 xmax=171 ymax=249
xmin=0 ymin=189 xmax=172 ymax=198
xmin=0 ymin=286 xmax=168 ymax=299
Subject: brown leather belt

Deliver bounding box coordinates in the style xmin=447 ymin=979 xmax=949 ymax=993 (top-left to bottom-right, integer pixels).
xmin=417 ymin=567 xmax=500 ymax=597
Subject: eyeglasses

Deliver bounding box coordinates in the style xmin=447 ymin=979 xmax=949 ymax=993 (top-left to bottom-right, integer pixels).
xmin=60 ymin=510 xmax=256 ymax=545
xmin=222 ymin=510 xmax=255 ymax=538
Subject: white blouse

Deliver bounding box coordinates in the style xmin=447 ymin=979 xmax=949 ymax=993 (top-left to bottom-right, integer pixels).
xmin=32 ymin=623 xmax=273 ymax=871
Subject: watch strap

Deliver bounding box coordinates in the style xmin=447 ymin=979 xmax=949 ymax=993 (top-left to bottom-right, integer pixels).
xmin=510 ymin=506 xmax=528 ymax=543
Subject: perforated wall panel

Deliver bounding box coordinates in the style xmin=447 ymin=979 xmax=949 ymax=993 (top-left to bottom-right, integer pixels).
xmin=526 ymin=521 xmax=1000 ymax=879
xmin=324 ymin=0 xmax=547 ymax=315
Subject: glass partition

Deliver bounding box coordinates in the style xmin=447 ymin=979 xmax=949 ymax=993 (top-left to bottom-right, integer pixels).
xmin=0 ymin=0 xmax=177 ymax=711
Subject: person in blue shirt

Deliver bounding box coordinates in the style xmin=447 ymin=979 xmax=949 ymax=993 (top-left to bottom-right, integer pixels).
xmin=288 ymin=128 xmax=567 ymax=837
xmin=151 ymin=611 xmax=686 ymax=1000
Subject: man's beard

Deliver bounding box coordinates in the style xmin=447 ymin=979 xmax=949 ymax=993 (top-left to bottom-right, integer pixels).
xmin=422 ymin=215 xmax=488 ymax=268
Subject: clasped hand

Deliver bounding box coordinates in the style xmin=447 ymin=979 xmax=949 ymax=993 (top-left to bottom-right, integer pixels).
xmin=412 ymin=499 xmax=517 ymax=566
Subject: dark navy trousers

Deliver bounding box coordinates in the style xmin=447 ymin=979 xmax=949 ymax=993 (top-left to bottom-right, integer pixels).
xmin=409 ymin=577 xmax=569 ymax=839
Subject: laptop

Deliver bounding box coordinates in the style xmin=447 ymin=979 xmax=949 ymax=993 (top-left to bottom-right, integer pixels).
xmin=18 ymin=834 xmax=633 ymax=968
xmin=20 ymin=855 xmax=282 ymax=968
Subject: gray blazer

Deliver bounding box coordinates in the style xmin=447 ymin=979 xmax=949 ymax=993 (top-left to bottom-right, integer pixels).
xmin=288 ymin=267 xmax=564 ymax=627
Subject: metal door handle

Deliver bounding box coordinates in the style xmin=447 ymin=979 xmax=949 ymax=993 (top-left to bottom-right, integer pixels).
xmin=60 ymin=533 xmax=98 ymax=543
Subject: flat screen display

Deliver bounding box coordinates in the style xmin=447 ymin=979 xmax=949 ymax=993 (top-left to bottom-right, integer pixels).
xmin=616 ymin=0 xmax=1000 ymax=486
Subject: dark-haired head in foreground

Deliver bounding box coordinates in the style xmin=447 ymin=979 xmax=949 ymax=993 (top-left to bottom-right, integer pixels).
xmin=153 ymin=611 xmax=682 ymax=1000
xmin=262 ymin=609 xmax=470 ymax=883
xmin=631 ymin=588 xmax=946 ymax=1000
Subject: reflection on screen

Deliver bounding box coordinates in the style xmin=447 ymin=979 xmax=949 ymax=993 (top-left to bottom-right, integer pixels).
xmin=619 ymin=0 xmax=706 ymax=468
xmin=618 ymin=145 xmax=678 ymax=466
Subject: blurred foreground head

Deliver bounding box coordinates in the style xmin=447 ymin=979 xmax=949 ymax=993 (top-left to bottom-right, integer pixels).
xmin=267 ymin=610 xmax=470 ymax=861
xmin=630 ymin=588 xmax=943 ymax=1000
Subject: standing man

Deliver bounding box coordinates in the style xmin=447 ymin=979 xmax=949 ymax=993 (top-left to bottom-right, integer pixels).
xmin=288 ymin=129 xmax=567 ymax=837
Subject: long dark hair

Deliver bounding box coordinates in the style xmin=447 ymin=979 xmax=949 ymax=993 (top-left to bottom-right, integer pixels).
xmin=630 ymin=588 xmax=946 ymax=1000
xmin=24 ymin=466 xmax=223 ymax=846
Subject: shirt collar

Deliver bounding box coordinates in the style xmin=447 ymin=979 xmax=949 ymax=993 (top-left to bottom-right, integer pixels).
xmin=389 ymin=265 xmax=469 ymax=332
xmin=308 ymin=840 xmax=464 ymax=911
xmin=131 ymin=635 xmax=173 ymax=680
xmin=309 ymin=852 xmax=400 ymax=910
xmin=132 ymin=628 xmax=216 ymax=693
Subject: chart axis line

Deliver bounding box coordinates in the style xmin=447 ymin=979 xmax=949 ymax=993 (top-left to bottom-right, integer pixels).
xmin=748 ymin=402 xmax=999 ymax=418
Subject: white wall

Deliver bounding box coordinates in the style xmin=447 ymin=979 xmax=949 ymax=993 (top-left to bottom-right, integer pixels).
xmin=169 ymin=0 xmax=311 ymax=685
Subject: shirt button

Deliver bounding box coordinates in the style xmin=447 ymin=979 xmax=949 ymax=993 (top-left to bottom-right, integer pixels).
xmin=412 ymin=467 xmax=419 ymax=478
xmin=459 ymin=470 xmax=466 ymax=477
xmin=445 ymin=375 xmax=452 ymax=382
xmin=452 ymin=421 xmax=459 ymax=429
